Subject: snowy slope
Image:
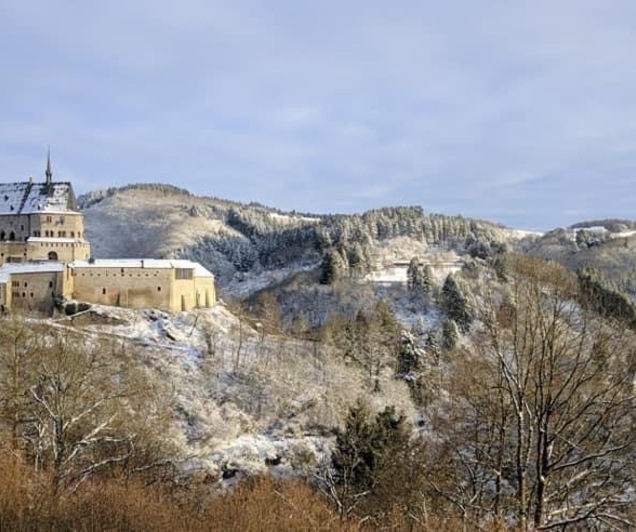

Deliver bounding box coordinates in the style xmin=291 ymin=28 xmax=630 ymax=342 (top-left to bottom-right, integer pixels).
xmin=52 ymin=303 xmax=415 ymax=487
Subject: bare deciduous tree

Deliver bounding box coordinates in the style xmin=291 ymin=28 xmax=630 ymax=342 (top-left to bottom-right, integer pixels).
xmin=429 ymin=256 xmax=636 ymax=530
xmin=0 ymin=321 xmax=173 ymax=494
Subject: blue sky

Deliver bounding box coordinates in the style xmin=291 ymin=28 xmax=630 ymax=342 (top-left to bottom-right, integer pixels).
xmin=1 ymin=1 xmax=635 ymax=230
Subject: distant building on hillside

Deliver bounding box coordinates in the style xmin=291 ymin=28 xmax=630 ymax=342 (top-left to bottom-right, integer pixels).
xmin=0 ymin=154 xmax=216 ymax=314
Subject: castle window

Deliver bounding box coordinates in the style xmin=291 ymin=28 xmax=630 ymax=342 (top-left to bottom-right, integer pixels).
xmin=0 ymin=232 xmax=4 ymax=241
xmin=21 ymin=292 xmax=25 ymax=298
xmin=9 ymin=232 xmax=14 ymax=241
xmin=175 ymin=268 xmax=194 ymax=280
xmin=71 ymin=232 xmax=75 ymax=238
xmin=23 ymin=282 xmax=27 ymax=287
xmin=20 ymin=225 xmax=23 ymax=231
xmin=46 ymin=216 xmax=52 ymax=223
xmin=157 ymin=286 xmax=161 ymax=292
xmin=30 ymin=293 xmax=33 ymax=298
xmin=102 ymin=288 xmax=106 ymax=295
xmin=49 ymin=282 xmax=53 ymax=288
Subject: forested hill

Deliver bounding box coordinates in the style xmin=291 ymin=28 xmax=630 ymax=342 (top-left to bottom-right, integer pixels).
xmin=79 ymin=183 xmax=522 ymax=296
xmin=522 ymin=221 xmax=636 ymax=300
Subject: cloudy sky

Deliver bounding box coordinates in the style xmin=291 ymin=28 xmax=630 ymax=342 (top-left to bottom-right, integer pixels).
xmin=0 ymin=1 xmax=635 ymax=230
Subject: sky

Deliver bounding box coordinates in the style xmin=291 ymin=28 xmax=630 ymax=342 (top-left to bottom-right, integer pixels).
xmin=0 ymin=1 xmax=635 ymax=230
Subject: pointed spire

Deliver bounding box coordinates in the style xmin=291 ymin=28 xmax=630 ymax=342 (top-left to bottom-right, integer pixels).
xmin=45 ymin=147 xmax=52 ymax=184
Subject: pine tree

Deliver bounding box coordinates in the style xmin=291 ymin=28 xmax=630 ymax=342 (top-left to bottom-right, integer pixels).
xmin=441 ymin=274 xmax=472 ymax=333
xmin=441 ymin=318 xmax=460 ymax=350
xmin=329 ymin=403 xmax=424 ymax=522
xmin=319 ymin=249 xmax=345 ymax=285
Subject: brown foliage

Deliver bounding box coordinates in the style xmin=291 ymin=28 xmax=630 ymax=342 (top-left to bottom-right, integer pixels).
xmin=0 ymin=450 xmax=365 ymax=531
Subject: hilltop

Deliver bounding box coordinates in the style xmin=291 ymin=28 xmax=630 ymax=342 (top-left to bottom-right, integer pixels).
xmin=79 ymin=183 xmax=531 ymax=299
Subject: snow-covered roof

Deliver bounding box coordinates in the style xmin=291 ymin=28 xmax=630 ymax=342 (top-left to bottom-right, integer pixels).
xmin=69 ymin=259 xmax=214 ymax=277
xmin=28 ymin=237 xmax=88 ymax=244
xmin=0 ymin=182 xmax=78 ymax=215
xmin=0 ymin=262 xmax=65 ymax=283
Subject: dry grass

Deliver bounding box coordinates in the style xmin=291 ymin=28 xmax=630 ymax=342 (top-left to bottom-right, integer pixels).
xmin=0 ymin=449 xmax=470 ymax=531
xmin=0 ymin=451 xmax=358 ymax=531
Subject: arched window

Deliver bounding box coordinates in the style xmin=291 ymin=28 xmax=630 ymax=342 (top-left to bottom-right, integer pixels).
xmin=9 ymin=232 xmax=15 ymax=241
xmin=48 ymin=251 xmax=58 ymax=261
xmin=0 ymin=231 xmax=5 ymax=241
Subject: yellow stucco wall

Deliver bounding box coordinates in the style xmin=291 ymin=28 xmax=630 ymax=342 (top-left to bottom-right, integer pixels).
xmin=26 ymin=240 xmax=91 ymax=262
xmin=70 ymin=264 xmax=215 ymax=312
xmin=72 ymin=266 xmax=174 ymax=309
xmin=0 ymin=242 xmax=28 ymax=264
xmin=0 ymin=213 xmax=86 ymax=241
xmin=8 ymin=270 xmax=65 ymax=314
xmin=0 ymin=240 xmax=91 ymax=265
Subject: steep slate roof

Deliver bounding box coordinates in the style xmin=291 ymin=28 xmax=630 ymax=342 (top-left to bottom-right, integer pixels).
xmin=0 ymin=182 xmax=79 ymax=215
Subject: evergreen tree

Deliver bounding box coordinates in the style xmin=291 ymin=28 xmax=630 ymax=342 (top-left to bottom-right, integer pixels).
xmin=407 ymin=258 xmax=432 ymax=294
xmin=319 ymin=249 xmax=345 ymax=285
xmin=441 ymin=318 xmax=460 ymax=350
xmin=330 ymin=403 xmax=424 ymax=522
xmin=441 ymin=274 xmax=473 ymax=333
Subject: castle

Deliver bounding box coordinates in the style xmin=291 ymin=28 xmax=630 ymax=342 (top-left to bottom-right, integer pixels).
xmin=0 ymin=155 xmax=216 ymax=314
